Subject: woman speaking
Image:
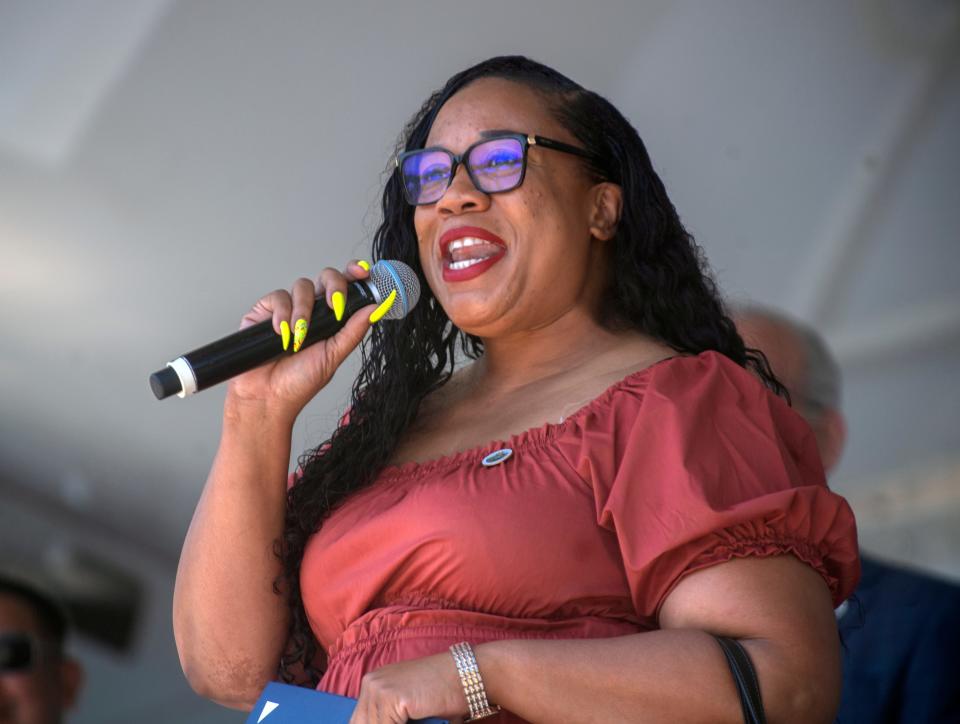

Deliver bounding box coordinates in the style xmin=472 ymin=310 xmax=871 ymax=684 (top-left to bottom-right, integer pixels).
xmin=173 ymin=56 xmax=859 ymax=723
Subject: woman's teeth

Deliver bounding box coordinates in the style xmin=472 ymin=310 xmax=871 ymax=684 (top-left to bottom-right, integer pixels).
xmin=449 ymin=257 xmax=488 ymax=270
xmin=445 ymin=237 xmax=501 ymax=267
xmin=447 ymin=237 xmax=485 ymax=252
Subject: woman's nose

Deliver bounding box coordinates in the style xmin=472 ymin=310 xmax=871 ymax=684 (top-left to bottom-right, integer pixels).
xmin=436 ymin=165 xmax=490 ymax=215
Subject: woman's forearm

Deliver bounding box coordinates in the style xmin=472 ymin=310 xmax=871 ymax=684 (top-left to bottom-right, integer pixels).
xmin=473 ymin=556 xmax=841 ymax=723
xmin=173 ymin=395 xmax=294 ymax=709
xmin=476 ymin=628 xmax=836 ymax=724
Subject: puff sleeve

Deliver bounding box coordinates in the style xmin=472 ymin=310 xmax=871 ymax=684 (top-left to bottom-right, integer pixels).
xmin=569 ymin=352 xmax=860 ymax=626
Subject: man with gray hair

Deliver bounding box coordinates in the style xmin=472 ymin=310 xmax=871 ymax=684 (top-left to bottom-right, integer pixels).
xmin=736 ymin=307 xmax=960 ymax=724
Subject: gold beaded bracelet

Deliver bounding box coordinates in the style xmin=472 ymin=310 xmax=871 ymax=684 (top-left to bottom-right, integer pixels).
xmin=449 ymin=641 xmax=501 ymax=721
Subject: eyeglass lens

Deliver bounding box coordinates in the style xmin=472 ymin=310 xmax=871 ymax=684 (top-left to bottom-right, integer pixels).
xmin=0 ymin=633 xmax=34 ymax=671
xmin=401 ymin=137 xmax=525 ymax=204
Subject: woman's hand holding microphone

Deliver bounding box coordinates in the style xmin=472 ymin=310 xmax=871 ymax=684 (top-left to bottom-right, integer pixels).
xmin=228 ymin=259 xmax=392 ymax=422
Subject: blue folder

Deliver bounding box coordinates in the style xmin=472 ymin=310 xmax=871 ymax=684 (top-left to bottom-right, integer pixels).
xmin=245 ymin=682 xmax=449 ymax=724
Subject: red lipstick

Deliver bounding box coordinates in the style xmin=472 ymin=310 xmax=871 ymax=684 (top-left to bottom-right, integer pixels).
xmin=438 ymin=226 xmax=507 ymax=283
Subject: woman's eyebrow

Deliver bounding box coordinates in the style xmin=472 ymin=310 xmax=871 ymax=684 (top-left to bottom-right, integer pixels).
xmin=479 ymin=128 xmax=519 ymax=138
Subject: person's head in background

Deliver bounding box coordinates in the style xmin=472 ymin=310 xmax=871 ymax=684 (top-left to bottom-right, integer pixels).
xmin=735 ymin=307 xmax=846 ymax=474
xmin=0 ymin=575 xmax=83 ymax=724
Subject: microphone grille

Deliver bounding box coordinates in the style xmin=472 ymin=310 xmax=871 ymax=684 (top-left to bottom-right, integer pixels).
xmin=368 ymin=260 xmax=421 ymax=320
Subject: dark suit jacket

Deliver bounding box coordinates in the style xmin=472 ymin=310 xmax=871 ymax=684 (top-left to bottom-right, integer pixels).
xmin=836 ymin=554 xmax=960 ymax=723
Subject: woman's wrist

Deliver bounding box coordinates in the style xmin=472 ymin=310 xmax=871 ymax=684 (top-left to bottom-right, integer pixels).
xmin=224 ymin=387 xmax=299 ymax=431
xmin=450 ymin=642 xmax=501 ymax=720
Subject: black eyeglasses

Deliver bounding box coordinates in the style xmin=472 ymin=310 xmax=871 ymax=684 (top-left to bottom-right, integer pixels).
xmin=396 ymin=132 xmax=595 ymax=206
xmin=0 ymin=632 xmax=40 ymax=672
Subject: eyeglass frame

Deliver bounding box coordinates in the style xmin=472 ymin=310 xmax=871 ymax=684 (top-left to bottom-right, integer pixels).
xmin=394 ymin=131 xmax=598 ymax=206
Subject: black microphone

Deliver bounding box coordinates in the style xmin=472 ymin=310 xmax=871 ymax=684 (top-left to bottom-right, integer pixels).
xmin=149 ymin=260 xmax=420 ymax=400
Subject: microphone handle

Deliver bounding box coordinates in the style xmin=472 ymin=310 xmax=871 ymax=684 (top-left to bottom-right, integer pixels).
xmin=150 ymin=281 xmax=376 ymax=399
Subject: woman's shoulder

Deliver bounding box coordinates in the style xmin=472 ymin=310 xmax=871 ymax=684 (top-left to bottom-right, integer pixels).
xmin=628 ymin=349 xmax=777 ymax=404
xmin=571 ymin=348 xmax=801 ymax=460
xmin=582 ymin=347 xmax=770 ymax=408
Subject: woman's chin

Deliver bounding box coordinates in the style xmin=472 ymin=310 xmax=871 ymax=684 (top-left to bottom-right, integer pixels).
xmin=446 ymin=312 xmax=500 ymax=337
xmin=442 ymin=301 xmax=514 ymax=338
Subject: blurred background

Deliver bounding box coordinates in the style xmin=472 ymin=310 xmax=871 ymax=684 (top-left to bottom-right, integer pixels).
xmin=1 ymin=1 xmax=958 ymax=721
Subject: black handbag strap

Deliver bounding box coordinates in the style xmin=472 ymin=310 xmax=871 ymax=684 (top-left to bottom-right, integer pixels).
xmin=714 ymin=636 xmax=766 ymax=724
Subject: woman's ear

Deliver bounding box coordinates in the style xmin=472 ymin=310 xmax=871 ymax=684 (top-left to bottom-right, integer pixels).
xmin=588 ymin=182 xmax=623 ymax=241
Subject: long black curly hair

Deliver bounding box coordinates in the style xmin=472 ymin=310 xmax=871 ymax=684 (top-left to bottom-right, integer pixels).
xmin=278 ymin=55 xmax=783 ymax=685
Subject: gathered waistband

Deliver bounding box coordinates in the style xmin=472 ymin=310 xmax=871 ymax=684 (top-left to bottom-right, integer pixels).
xmin=326 ymin=604 xmax=641 ymax=664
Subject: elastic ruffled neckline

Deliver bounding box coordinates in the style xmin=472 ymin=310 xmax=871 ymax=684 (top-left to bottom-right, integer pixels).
xmin=377 ymin=353 xmax=684 ymax=480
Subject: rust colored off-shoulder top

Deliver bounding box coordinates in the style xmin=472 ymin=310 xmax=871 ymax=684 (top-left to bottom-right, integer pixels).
xmin=299 ymin=351 xmax=860 ymax=717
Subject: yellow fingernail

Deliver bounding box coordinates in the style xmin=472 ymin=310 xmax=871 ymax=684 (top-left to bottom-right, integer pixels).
xmin=357 ymin=260 xmax=370 ymax=272
xmin=293 ymin=318 xmax=308 ymax=352
xmin=280 ymin=320 xmax=291 ymax=351
xmin=332 ymin=291 xmax=345 ymax=322
xmin=368 ymin=289 xmax=396 ymax=324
